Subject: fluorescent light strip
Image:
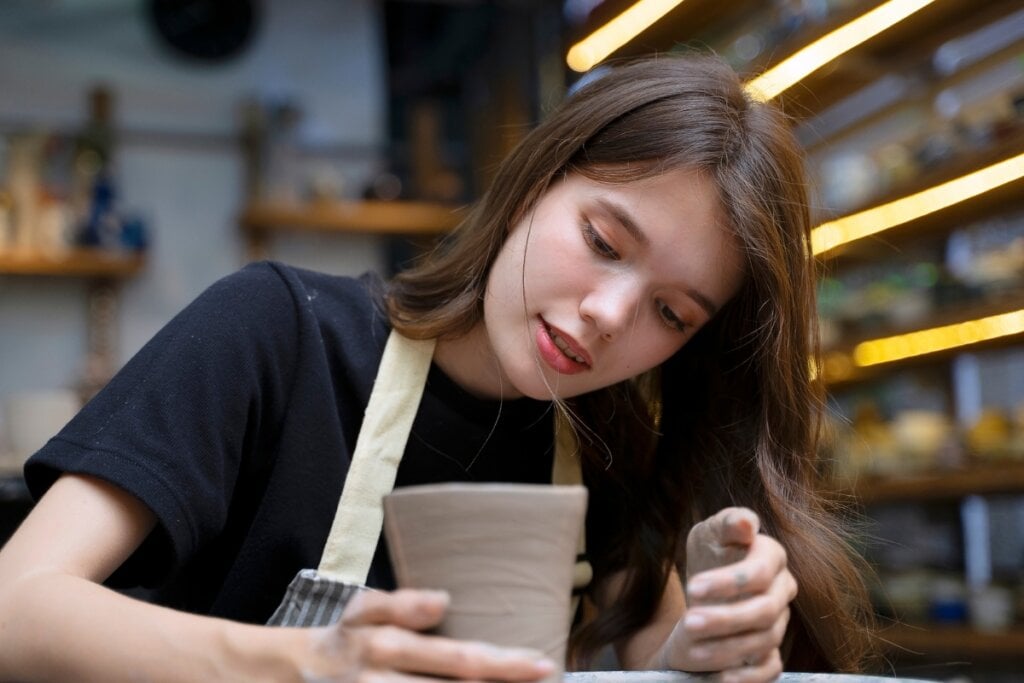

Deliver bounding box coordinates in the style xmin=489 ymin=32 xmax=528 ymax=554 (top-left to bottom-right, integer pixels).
xmin=570 ymin=1 xmax=933 ymax=92
xmin=853 ymin=309 xmax=1024 ymax=367
xmin=567 ymin=0 xmax=686 ymax=73
xmin=745 ymin=0 xmax=936 ymax=101
xmin=811 ymin=151 xmax=1024 ymax=255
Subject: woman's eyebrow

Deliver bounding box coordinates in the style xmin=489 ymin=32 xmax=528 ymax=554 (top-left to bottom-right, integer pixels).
xmin=595 ymin=197 xmax=720 ymax=318
xmin=595 ymin=197 xmax=649 ymax=246
xmin=688 ymin=289 xmax=719 ymax=318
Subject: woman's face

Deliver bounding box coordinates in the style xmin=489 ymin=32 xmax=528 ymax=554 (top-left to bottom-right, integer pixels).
xmin=439 ymin=168 xmax=745 ymax=400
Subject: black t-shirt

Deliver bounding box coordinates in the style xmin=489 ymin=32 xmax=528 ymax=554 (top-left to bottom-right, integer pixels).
xmin=24 ymin=261 xmax=555 ymax=624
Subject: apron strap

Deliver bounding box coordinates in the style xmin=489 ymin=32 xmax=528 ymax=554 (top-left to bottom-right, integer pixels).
xmin=318 ymin=331 xmax=436 ymax=582
xmin=555 ymin=411 xmax=593 ymax=612
xmin=318 ymin=329 xmax=591 ymax=602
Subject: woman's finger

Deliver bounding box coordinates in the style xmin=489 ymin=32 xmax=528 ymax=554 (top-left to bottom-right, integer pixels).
xmin=354 ymin=626 xmax=555 ymax=682
xmin=677 ymin=607 xmax=790 ymax=671
xmin=687 ymin=535 xmax=789 ymax=604
xmin=685 ymin=508 xmax=761 ymax=580
xmin=689 ymin=507 xmax=760 ymax=546
xmin=333 ymin=590 xmax=554 ymax=681
xmin=348 ymin=671 xmax=489 ymax=683
xmin=719 ymin=648 xmax=784 ymax=683
xmin=683 ymin=585 xmax=792 ymax=642
xmin=712 ymin=508 xmax=760 ymax=547
xmin=342 ymin=589 xmax=451 ymax=631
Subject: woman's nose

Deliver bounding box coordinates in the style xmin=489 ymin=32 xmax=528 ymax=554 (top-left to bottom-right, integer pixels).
xmin=579 ymin=279 xmax=641 ymax=340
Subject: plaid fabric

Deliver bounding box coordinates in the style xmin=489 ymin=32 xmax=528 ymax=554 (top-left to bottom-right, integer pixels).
xmin=267 ymin=569 xmax=366 ymax=627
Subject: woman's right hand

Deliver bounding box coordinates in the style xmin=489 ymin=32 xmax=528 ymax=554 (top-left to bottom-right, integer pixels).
xmin=301 ymin=589 xmax=557 ymax=682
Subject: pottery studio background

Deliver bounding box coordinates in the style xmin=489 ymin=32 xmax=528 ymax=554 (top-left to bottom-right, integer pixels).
xmin=2 ymin=1 xmax=1024 ymax=681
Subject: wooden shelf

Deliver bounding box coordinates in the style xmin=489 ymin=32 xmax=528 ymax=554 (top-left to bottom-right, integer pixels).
xmin=881 ymin=623 xmax=1024 ymax=659
xmin=822 ymin=296 xmax=1024 ymax=387
xmin=239 ymin=200 xmax=465 ymax=237
xmin=845 ymin=463 xmax=1024 ymax=505
xmin=817 ymin=128 xmax=1024 ymax=265
xmin=800 ymin=26 xmax=1024 ymax=156
xmin=825 ymin=292 xmax=1024 ymax=349
xmin=0 ymin=248 xmax=145 ymax=278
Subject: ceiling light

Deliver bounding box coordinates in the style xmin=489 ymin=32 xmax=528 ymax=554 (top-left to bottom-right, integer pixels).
xmin=745 ymin=0 xmax=937 ymax=101
xmin=566 ymin=0 xmax=686 ymax=73
xmin=812 ymin=151 xmax=1024 ymax=256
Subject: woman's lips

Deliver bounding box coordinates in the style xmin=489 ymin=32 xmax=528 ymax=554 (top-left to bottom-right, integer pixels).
xmin=536 ymin=319 xmax=590 ymax=375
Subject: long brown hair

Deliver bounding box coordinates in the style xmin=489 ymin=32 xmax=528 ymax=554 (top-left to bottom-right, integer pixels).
xmin=387 ymin=54 xmax=877 ymax=672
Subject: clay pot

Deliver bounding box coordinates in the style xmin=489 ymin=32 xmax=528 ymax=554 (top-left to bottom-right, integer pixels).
xmin=383 ymin=483 xmax=588 ymax=683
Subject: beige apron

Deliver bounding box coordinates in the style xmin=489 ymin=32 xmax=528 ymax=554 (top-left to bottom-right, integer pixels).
xmin=268 ymin=329 xmax=591 ymax=627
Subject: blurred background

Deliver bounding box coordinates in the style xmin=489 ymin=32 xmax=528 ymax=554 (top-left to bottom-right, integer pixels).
xmin=1 ymin=0 xmax=1023 ymax=680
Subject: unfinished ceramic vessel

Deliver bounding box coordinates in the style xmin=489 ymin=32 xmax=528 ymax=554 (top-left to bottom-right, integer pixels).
xmin=383 ymin=482 xmax=588 ymax=683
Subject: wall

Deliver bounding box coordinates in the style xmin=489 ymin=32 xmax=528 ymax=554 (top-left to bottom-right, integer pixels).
xmin=0 ymin=0 xmax=388 ymax=453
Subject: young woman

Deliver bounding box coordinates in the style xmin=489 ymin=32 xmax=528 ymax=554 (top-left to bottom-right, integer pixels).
xmin=0 ymin=54 xmax=875 ymax=682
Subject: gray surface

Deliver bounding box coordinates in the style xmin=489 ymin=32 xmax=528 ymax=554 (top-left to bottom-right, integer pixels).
xmin=567 ymin=673 xmax=934 ymax=682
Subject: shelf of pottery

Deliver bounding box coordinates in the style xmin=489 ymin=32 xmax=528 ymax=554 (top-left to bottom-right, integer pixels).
xmin=798 ymin=5 xmax=1024 ymax=668
xmin=0 ymin=109 xmax=148 ymax=490
xmin=569 ymin=1 xmax=1024 ymax=673
xmin=238 ymin=198 xmax=463 ymax=261
xmin=235 ymin=95 xmax=465 ymax=262
xmin=627 ymin=0 xmax=1024 ymax=668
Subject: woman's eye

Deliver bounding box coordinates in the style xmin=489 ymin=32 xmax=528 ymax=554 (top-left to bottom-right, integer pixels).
xmin=657 ymin=301 xmax=688 ymax=332
xmin=582 ymin=222 xmax=619 ymax=260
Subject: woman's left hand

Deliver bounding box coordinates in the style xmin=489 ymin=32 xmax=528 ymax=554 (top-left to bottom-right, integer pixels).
xmin=659 ymin=507 xmax=796 ymax=682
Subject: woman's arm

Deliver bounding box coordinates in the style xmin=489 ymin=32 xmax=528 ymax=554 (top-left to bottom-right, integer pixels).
xmin=0 ymin=474 xmax=556 ymax=683
xmin=607 ymin=508 xmax=795 ymax=683
xmin=595 ymin=564 xmax=685 ymax=670
xmin=0 ymin=473 xmax=294 ymax=681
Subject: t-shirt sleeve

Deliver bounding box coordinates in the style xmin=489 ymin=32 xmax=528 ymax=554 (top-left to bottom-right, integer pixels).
xmin=23 ymin=261 xmax=301 ymax=582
